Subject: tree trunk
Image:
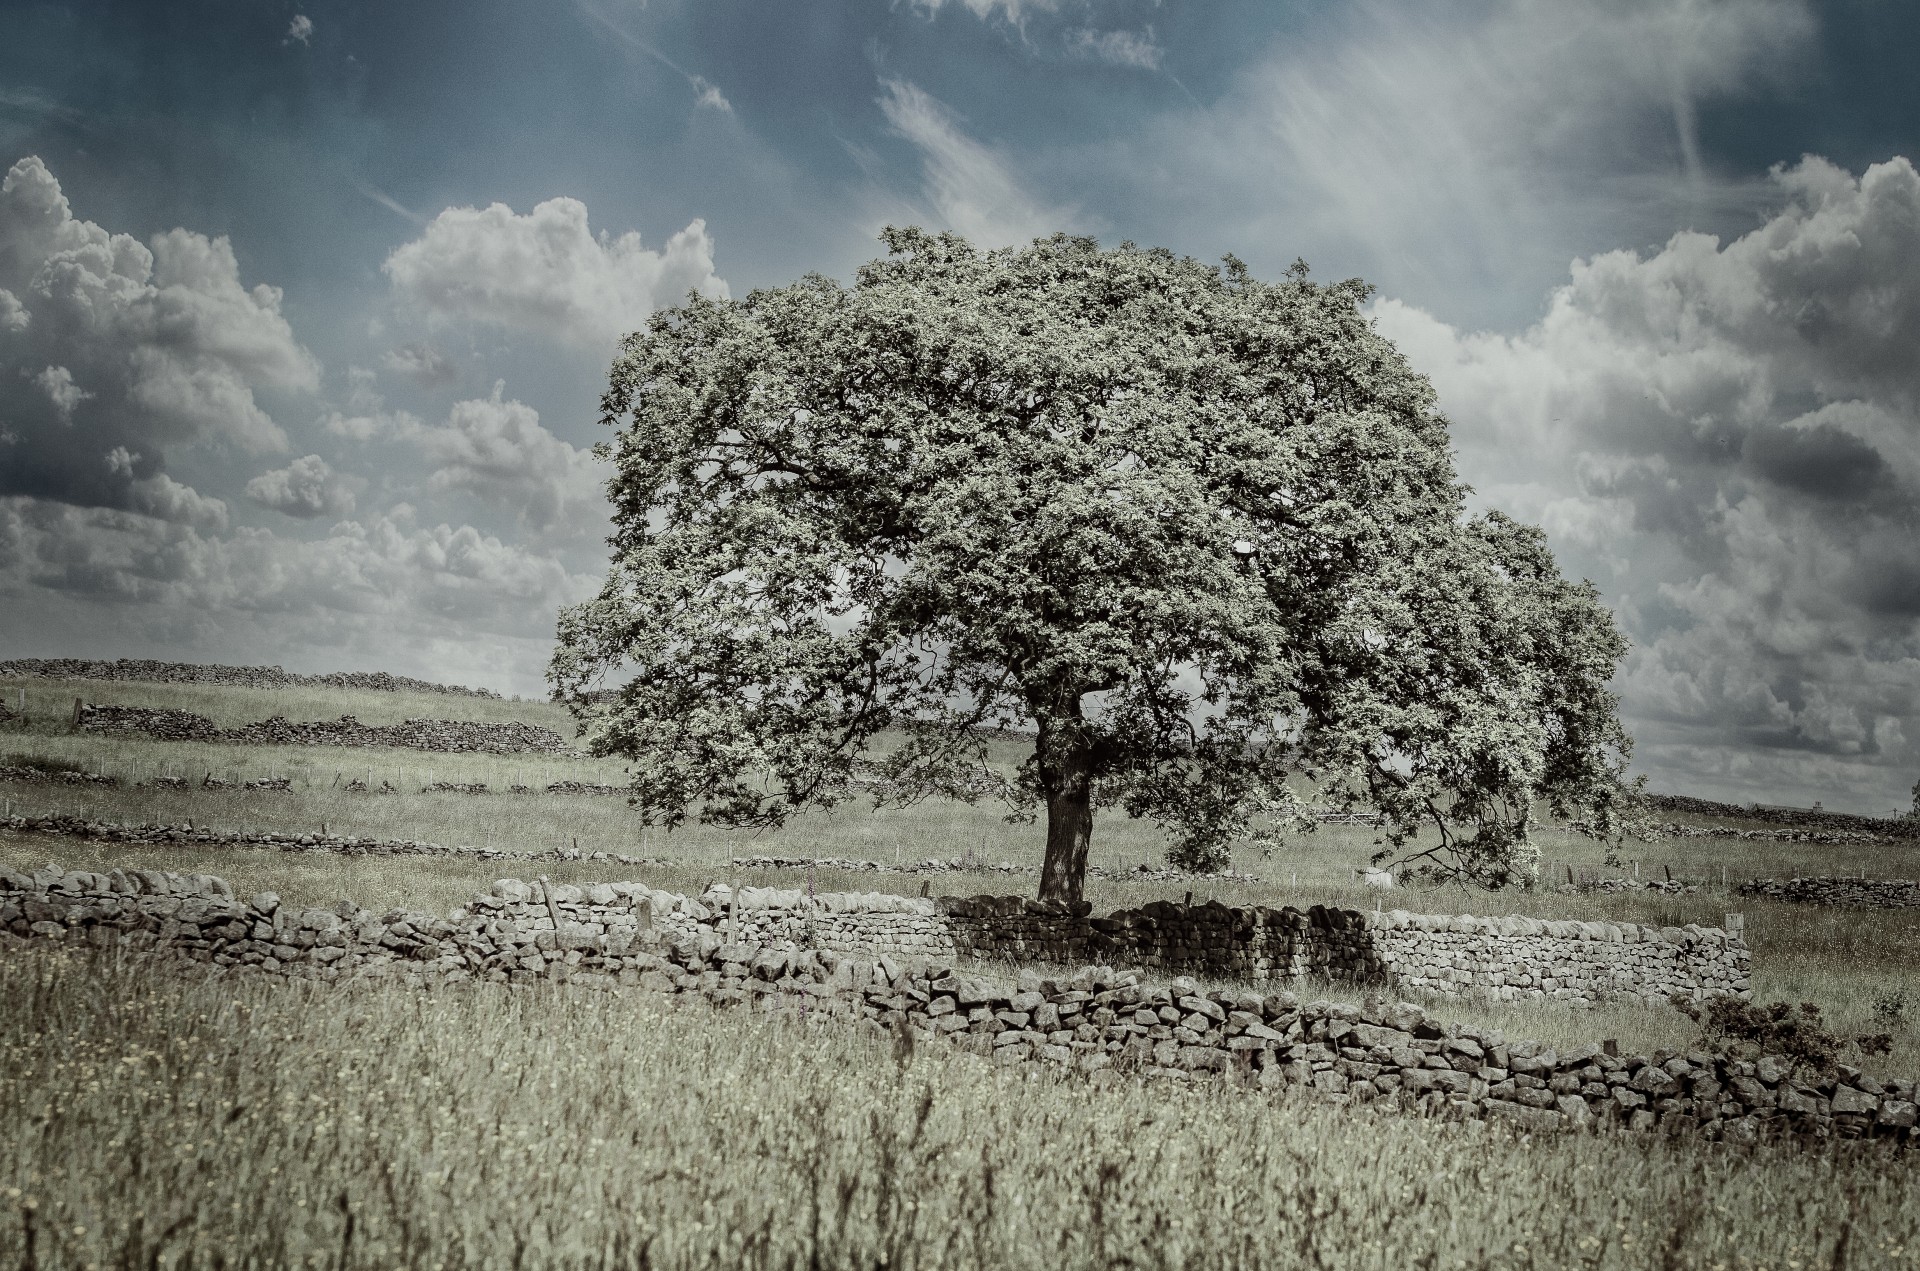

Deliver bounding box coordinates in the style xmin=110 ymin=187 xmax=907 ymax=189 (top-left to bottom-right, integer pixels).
xmin=1036 ymin=706 xmax=1094 ymax=906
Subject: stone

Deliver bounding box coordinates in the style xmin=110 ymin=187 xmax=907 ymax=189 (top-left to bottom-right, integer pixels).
xmin=1177 ymin=995 xmax=1225 ymax=1023
xmin=1555 ymin=1094 xmax=1592 ymax=1127
xmin=1830 ymin=1086 xmax=1878 ymax=1117
xmin=1876 ymin=1101 xmax=1918 ymax=1129
xmin=1630 ymin=1067 xmax=1679 ymax=1097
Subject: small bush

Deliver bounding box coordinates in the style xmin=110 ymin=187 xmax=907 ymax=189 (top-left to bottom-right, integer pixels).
xmin=1673 ymin=995 xmax=1893 ymax=1074
xmin=0 ymin=751 xmax=87 ymax=775
xmin=1872 ymin=988 xmax=1909 ymax=1028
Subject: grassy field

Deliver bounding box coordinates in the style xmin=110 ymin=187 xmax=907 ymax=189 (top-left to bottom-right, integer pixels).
xmin=7 ymin=673 xmax=1920 ymax=1070
xmin=4 ymin=942 xmax=1917 ymax=1271
xmin=7 ymin=671 xmax=1920 ymax=1265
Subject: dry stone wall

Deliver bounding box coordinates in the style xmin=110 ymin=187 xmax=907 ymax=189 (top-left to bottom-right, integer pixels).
xmin=0 ymin=657 xmax=500 ymax=698
xmin=0 ymin=865 xmax=1908 ymax=1147
xmin=0 ymin=805 xmax=1747 ymax=1004
xmin=938 ymin=896 xmax=1748 ymax=1006
xmin=1 ymin=811 xmax=665 ymax=868
xmin=74 ymin=704 xmax=575 ymax=756
xmin=1648 ymin=793 xmax=1920 ymax=840
xmin=1738 ymin=877 xmax=1920 ymax=909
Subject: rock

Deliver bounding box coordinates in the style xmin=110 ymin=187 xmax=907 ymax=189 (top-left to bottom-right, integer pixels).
xmin=1831 ymin=1086 xmax=1878 ymax=1117
xmin=1876 ymin=1101 xmax=1917 ymax=1129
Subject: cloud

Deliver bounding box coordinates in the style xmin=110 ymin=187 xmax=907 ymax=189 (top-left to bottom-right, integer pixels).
xmin=285 ymin=15 xmax=313 ymax=45
xmin=574 ymin=4 xmax=735 ymax=116
xmin=1375 ymin=155 xmax=1920 ymax=811
xmin=877 ymin=78 xmax=1071 ymax=247
xmin=245 ymin=454 xmax=356 ymax=519
xmin=379 ymin=343 xmax=457 ymax=387
xmin=691 ymin=76 xmax=732 ymax=113
xmin=1064 ymin=28 xmax=1163 ymax=70
xmin=382 ymin=194 xmax=728 ymax=350
xmin=315 ymin=380 xmax=605 ymax=535
xmin=1138 ymin=0 xmax=1816 ymax=328
xmin=907 ymin=0 xmax=1058 ymax=23
xmin=31 ymin=365 xmax=90 ymax=420
xmin=0 ymin=494 xmax=599 ymax=693
xmin=100 ymin=447 xmax=230 ymax=531
xmin=0 ymin=156 xmax=316 ymax=519
xmin=408 ymin=383 xmax=607 ymax=535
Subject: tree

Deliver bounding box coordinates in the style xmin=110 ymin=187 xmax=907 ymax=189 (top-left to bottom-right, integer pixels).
xmin=550 ymin=229 xmax=1633 ymax=903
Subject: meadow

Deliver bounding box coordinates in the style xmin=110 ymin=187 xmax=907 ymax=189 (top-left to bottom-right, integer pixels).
xmin=5 ymin=670 xmax=1920 ymax=1267
xmin=3 ymin=943 xmax=1917 ymax=1271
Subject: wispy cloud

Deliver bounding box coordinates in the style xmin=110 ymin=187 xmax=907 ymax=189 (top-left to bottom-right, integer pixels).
xmin=1134 ymin=0 xmax=1817 ymax=328
xmin=907 ymin=0 xmax=1060 ymax=25
xmin=877 ymin=78 xmax=1070 ymax=247
xmin=353 ymin=180 xmax=425 ymax=226
xmin=1064 ymin=27 xmax=1163 ymax=70
xmin=577 ymin=2 xmax=733 ymax=113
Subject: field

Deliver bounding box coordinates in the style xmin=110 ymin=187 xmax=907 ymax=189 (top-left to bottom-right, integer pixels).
xmin=5 ymin=942 xmax=1918 ymax=1271
xmin=5 ymin=671 xmax=1920 ymax=1268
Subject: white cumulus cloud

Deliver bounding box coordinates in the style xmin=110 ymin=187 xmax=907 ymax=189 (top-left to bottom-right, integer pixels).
xmin=382 ymin=194 xmax=728 ymax=351
xmin=410 ymin=383 xmax=608 ymax=535
xmin=246 ymin=454 xmax=357 ymax=519
xmin=102 ymin=447 xmax=229 ymax=532
xmin=0 ymin=156 xmax=316 ymax=518
xmin=31 ymin=365 xmax=90 ymax=420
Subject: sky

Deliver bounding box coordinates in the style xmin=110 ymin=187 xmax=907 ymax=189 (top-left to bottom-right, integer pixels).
xmin=1 ymin=0 xmax=1919 ymax=812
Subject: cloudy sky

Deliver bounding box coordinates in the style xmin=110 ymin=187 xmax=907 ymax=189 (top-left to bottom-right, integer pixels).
xmin=2 ymin=0 xmax=1918 ymax=811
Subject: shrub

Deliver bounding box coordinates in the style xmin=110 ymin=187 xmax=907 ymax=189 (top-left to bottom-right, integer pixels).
xmin=1673 ymin=995 xmax=1892 ymax=1074
xmin=0 ymin=751 xmax=87 ymax=775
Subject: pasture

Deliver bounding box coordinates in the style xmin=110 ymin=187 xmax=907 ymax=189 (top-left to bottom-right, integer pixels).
xmin=4 ymin=670 xmax=1920 ymax=1268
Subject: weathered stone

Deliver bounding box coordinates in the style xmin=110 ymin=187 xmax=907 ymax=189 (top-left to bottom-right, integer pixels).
xmin=1830 ymin=1086 xmax=1878 ymax=1117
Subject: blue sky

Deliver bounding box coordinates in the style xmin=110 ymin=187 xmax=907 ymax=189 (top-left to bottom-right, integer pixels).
xmin=3 ymin=0 xmax=1920 ymax=812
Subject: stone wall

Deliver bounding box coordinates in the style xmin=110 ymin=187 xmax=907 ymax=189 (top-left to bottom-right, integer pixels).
xmin=0 ymin=801 xmax=1749 ymax=1005
xmin=73 ymin=704 xmax=574 ymax=756
xmin=0 ymin=864 xmax=1908 ymax=1146
xmin=937 ymin=895 xmax=1747 ymax=1005
xmin=0 ymin=657 xmax=500 ymax=698
xmin=1648 ymin=792 xmax=1920 ymax=840
xmin=1738 ymin=877 xmax=1920 ymax=909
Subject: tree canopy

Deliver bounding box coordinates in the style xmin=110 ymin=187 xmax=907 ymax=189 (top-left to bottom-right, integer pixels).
xmin=550 ymin=229 xmax=1633 ymax=903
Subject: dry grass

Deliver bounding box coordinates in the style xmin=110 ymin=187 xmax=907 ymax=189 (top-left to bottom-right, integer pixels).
xmin=4 ymin=943 xmax=1918 ymax=1271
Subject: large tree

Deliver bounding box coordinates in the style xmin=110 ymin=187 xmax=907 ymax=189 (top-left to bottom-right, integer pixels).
xmin=551 ymin=230 xmax=1632 ymax=903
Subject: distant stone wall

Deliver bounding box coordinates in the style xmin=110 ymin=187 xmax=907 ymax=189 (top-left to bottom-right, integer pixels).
xmin=0 ymin=657 xmax=500 ymax=698
xmin=1648 ymin=792 xmax=1920 ymax=840
xmin=1738 ymin=877 xmax=1920 ymax=909
xmin=73 ymin=704 xmax=573 ymax=756
xmin=0 ymin=865 xmax=1908 ymax=1147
